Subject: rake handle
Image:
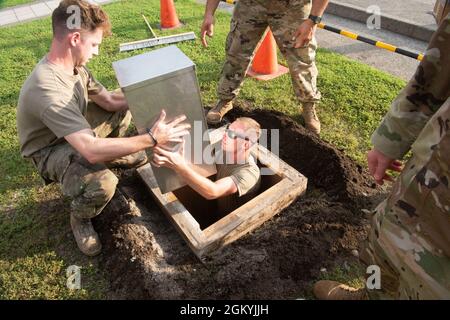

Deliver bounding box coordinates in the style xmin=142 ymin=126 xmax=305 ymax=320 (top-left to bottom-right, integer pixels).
xmin=142 ymin=14 xmax=158 ymax=38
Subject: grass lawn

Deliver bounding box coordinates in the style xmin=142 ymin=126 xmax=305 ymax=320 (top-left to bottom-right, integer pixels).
xmin=0 ymin=0 xmax=34 ymax=10
xmin=0 ymin=0 xmax=405 ymax=299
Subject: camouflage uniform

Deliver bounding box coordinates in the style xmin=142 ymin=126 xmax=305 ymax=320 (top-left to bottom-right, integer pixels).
xmin=361 ymin=15 xmax=450 ymax=299
xmin=30 ymin=102 xmax=141 ymax=220
xmin=218 ymin=0 xmax=321 ymax=104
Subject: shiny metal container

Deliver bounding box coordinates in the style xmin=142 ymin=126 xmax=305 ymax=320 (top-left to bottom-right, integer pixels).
xmin=113 ymin=46 xmax=216 ymax=193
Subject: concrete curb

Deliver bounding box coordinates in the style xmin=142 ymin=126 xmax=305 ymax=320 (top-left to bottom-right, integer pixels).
xmin=326 ymin=0 xmax=437 ymax=42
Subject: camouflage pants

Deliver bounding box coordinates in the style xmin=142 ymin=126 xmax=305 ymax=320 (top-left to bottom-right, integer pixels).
xmin=361 ymin=99 xmax=450 ymax=299
xmin=362 ymin=98 xmax=450 ymax=299
xmin=30 ymin=102 xmax=132 ymax=220
xmin=360 ymin=15 xmax=450 ymax=300
xmin=218 ymin=0 xmax=321 ymax=104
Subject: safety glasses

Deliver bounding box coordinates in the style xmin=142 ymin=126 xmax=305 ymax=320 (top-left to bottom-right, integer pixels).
xmin=225 ymin=124 xmax=255 ymax=143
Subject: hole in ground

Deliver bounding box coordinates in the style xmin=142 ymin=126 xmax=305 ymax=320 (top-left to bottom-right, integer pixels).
xmin=95 ymin=106 xmax=384 ymax=299
xmin=172 ymin=164 xmax=283 ymax=230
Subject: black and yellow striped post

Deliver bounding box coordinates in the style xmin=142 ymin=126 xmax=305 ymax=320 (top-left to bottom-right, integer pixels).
xmin=219 ymin=0 xmax=424 ymax=61
xmin=318 ymin=23 xmax=424 ymax=61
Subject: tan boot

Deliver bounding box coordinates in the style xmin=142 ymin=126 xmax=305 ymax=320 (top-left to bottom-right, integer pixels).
xmin=313 ymin=280 xmax=367 ymax=300
xmin=206 ymin=100 xmax=233 ymax=125
xmin=70 ymin=213 xmax=102 ymax=257
xmin=302 ymin=103 xmax=321 ymax=136
xmin=106 ymin=150 xmax=148 ymax=169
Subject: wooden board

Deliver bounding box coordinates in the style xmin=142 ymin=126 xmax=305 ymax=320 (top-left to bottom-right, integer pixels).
xmin=137 ymin=127 xmax=308 ymax=259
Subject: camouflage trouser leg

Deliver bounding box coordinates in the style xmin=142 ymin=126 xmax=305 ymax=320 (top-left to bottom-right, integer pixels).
xmin=217 ymin=0 xmax=268 ymax=101
xmin=361 ymin=97 xmax=450 ymax=300
xmin=60 ymin=148 xmax=119 ymax=220
xmin=86 ymin=97 xmax=132 ymax=138
xmin=86 ymin=100 xmax=147 ymax=168
xmin=31 ymin=102 xmax=131 ymax=219
xmin=270 ymin=0 xmax=321 ymax=103
xmin=217 ymin=0 xmax=321 ymax=104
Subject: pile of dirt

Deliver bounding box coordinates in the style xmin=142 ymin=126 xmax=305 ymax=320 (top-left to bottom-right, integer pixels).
xmin=226 ymin=106 xmax=378 ymax=208
xmin=94 ymin=106 xmax=384 ymax=299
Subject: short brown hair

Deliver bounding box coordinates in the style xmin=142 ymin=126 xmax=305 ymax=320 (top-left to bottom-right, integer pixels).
xmin=52 ymin=0 xmax=111 ymax=39
xmin=235 ymin=117 xmax=261 ymax=143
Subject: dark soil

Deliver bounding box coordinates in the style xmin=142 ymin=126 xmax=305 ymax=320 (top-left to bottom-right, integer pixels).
xmin=94 ymin=106 xmax=385 ymax=299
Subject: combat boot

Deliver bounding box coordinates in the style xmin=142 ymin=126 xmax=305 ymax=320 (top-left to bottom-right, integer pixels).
xmin=302 ymin=102 xmax=321 ymax=136
xmin=313 ymin=280 xmax=368 ymax=300
xmin=206 ymin=100 xmax=233 ymax=125
xmin=70 ymin=213 xmax=102 ymax=256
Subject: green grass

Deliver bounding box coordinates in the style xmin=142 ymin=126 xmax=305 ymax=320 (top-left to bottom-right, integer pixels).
xmin=0 ymin=0 xmax=34 ymax=10
xmin=319 ymin=262 xmax=367 ymax=289
xmin=0 ymin=0 xmax=405 ymax=299
xmin=297 ymin=261 xmax=366 ymax=299
xmin=0 ymin=184 xmax=108 ymax=299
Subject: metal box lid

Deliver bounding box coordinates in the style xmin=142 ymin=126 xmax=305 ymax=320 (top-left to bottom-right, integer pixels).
xmin=112 ymin=45 xmax=195 ymax=89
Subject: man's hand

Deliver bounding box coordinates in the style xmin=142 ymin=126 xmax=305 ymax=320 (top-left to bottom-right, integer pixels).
xmin=367 ymin=148 xmax=403 ymax=185
xmin=293 ymin=19 xmax=317 ymax=48
xmin=152 ymin=140 xmax=187 ymax=171
xmin=153 ymin=140 xmax=238 ymax=200
xmin=150 ymin=110 xmax=191 ymax=147
xmin=200 ymin=15 xmax=215 ymax=47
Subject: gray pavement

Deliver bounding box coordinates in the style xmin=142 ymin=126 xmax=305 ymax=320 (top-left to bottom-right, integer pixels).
xmin=331 ymin=0 xmax=436 ymax=26
xmin=327 ymin=0 xmax=438 ymax=41
xmin=317 ymin=12 xmax=426 ymax=80
xmin=0 ymin=0 xmax=113 ymax=27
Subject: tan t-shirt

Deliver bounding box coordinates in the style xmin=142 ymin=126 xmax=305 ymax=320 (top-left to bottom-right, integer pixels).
xmin=216 ymin=155 xmax=261 ymax=214
xmin=17 ymin=56 xmax=104 ymax=157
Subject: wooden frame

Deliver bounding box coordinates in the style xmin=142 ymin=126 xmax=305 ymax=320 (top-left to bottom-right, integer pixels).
xmin=137 ymin=126 xmax=308 ymax=259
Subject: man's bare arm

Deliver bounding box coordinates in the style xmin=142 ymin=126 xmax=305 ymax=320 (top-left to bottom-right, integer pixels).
xmin=311 ymin=0 xmax=329 ymax=17
xmin=152 ymin=146 xmax=238 ymax=199
xmin=176 ymin=164 xmax=238 ymax=200
xmin=65 ymin=110 xmax=190 ymax=164
xmin=200 ymin=0 xmax=222 ymax=47
xmin=204 ymin=0 xmax=221 ymax=18
xmin=89 ymin=88 xmax=128 ymax=112
xmin=65 ymin=129 xmax=154 ymax=164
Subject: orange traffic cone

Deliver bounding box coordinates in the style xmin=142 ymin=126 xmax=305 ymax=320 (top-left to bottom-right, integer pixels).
xmin=247 ymin=29 xmax=289 ymax=81
xmin=160 ymin=0 xmax=181 ymax=29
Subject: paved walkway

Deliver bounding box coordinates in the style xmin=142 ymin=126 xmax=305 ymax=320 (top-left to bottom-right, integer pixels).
xmin=331 ymin=0 xmax=437 ymax=27
xmin=327 ymin=0 xmax=438 ymax=41
xmin=0 ymin=0 xmax=113 ymax=27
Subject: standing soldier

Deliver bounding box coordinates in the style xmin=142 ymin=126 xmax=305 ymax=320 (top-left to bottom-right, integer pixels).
xmin=201 ymin=0 xmax=329 ymax=136
xmin=314 ymin=13 xmax=450 ymax=299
